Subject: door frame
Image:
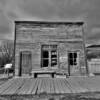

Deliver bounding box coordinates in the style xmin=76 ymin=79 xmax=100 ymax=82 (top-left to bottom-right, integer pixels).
xmin=19 ymin=51 xmax=32 ymax=76
xmin=19 ymin=52 xmax=22 ymax=76
xmin=68 ymin=50 xmax=80 ymax=76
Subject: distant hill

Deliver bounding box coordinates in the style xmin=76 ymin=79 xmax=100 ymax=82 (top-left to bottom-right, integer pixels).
xmin=87 ymin=44 xmax=100 ymax=48
xmin=86 ymin=44 xmax=100 ymax=60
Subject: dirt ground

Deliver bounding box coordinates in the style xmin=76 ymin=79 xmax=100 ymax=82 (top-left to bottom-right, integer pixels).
xmin=1 ymin=92 xmax=100 ymax=100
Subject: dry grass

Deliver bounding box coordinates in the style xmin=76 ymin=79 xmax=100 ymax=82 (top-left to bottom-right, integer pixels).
xmin=1 ymin=93 xmax=100 ymax=100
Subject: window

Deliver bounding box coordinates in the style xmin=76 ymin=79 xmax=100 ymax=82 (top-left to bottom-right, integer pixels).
xmin=68 ymin=52 xmax=77 ymax=66
xmin=41 ymin=50 xmax=49 ymax=67
xmin=41 ymin=45 xmax=57 ymax=67
xmin=51 ymin=50 xmax=57 ymax=66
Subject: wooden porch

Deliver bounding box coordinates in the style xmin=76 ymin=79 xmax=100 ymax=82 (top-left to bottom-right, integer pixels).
xmin=0 ymin=76 xmax=100 ymax=95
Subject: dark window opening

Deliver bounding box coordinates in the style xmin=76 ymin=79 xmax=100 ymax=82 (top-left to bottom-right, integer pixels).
xmin=41 ymin=45 xmax=57 ymax=67
xmin=68 ymin=52 xmax=77 ymax=66
xmin=42 ymin=51 xmax=49 ymax=58
xmin=51 ymin=50 xmax=57 ymax=67
xmin=42 ymin=59 xmax=49 ymax=67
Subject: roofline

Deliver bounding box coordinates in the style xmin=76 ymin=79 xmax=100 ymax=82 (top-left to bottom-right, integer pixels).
xmin=14 ymin=21 xmax=84 ymax=25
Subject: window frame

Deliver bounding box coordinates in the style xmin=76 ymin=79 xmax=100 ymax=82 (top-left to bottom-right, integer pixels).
xmin=41 ymin=44 xmax=58 ymax=68
xmin=68 ymin=51 xmax=78 ymax=66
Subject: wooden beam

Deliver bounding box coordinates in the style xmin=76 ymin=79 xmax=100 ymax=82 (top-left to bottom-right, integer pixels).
xmin=82 ymin=25 xmax=89 ymax=76
xmin=13 ymin=22 xmax=16 ymax=76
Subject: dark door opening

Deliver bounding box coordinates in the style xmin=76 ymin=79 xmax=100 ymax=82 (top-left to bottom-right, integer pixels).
xmin=68 ymin=52 xmax=77 ymax=76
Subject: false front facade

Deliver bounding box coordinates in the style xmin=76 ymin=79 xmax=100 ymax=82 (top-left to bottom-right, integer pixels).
xmin=14 ymin=21 xmax=88 ymax=76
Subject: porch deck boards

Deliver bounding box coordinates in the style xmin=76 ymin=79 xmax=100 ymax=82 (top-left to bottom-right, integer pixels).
xmin=0 ymin=78 xmax=15 ymax=94
xmin=37 ymin=78 xmax=42 ymax=94
xmin=1 ymin=76 xmax=100 ymax=95
xmin=63 ymin=79 xmax=72 ymax=93
xmin=2 ymin=78 xmax=24 ymax=95
xmin=42 ymin=78 xmax=50 ymax=93
xmin=71 ymin=77 xmax=88 ymax=92
xmin=45 ymin=78 xmax=51 ymax=93
xmin=31 ymin=78 xmax=40 ymax=94
xmin=67 ymin=78 xmax=86 ymax=93
xmin=60 ymin=79 xmax=71 ymax=93
xmin=18 ymin=78 xmax=34 ymax=94
xmin=0 ymin=80 xmax=8 ymax=85
xmin=81 ymin=77 xmax=100 ymax=92
xmin=25 ymin=78 xmax=37 ymax=94
xmin=53 ymin=79 xmax=61 ymax=94
xmin=50 ymin=79 xmax=55 ymax=94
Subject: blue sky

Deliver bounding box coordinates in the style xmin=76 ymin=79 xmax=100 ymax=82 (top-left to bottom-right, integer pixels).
xmin=0 ymin=0 xmax=100 ymax=45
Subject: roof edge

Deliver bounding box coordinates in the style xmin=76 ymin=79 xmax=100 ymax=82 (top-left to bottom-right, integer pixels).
xmin=14 ymin=20 xmax=84 ymax=25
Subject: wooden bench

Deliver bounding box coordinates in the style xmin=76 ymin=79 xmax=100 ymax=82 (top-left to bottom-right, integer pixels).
xmin=55 ymin=72 xmax=69 ymax=78
xmin=31 ymin=70 xmax=56 ymax=78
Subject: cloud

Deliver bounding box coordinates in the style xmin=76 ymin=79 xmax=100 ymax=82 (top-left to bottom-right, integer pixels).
xmin=0 ymin=12 xmax=11 ymax=32
xmin=17 ymin=0 xmax=89 ymax=19
xmin=0 ymin=0 xmax=99 ymax=43
xmin=92 ymin=28 xmax=100 ymax=33
xmin=0 ymin=0 xmax=7 ymax=5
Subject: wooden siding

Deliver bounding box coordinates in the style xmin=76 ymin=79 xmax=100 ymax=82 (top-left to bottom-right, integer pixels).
xmin=15 ymin=21 xmax=86 ymax=76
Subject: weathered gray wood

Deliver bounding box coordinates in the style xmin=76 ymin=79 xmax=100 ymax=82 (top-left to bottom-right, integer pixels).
xmin=45 ymin=78 xmax=51 ymax=93
xmin=37 ymin=78 xmax=42 ymax=94
xmin=2 ymin=78 xmax=24 ymax=95
xmin=61 ymin=79 xmax=72 ymax=93
xmin=0 ymin=80 xmax=7 ymax=85
xmin=17 ymin=78 xmax=33 ymax=94
xmin=59 ymin=79 xmax=70 ymax=93
xmin=39 ymin=78 xmax=46 ymax=93
xmin=64 ymin=79 xmax=74 ymax=93
xmin=57 ymin=79 xmax=65 ymax=93
xmin=67 ymin=78 xmax=87 ymax=93
xmin=50 ymin=78 xmax=55 ymax=94
xmin=31 ymin=78 xmax=39 ymax=94
xmin=53 ymin=79 xmax=61 ymax=94
xmin=31 ymin=70 xmax=55 ymax=78
xmin=39 ymin=78 xmax=51 ymax=94
xmin=2 ymin=77 xmax=100 ymax=95
xmin=26 ymin=78 xmax=37 ymax=94
xmin=0 ymin=78 xmax=15 ymax=94
xmin=15 ymin=21 xmax=86 ymax=76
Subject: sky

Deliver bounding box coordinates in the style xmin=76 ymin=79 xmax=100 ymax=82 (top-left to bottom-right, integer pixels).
xmin=0 ymin=0 xmax=100 ymax=45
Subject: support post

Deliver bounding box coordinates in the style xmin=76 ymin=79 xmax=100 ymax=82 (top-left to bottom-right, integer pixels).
xmin=13 ymin=22 xmax=16 ymax=76
xmin=82 ymin=24 xmax=89 ymax=76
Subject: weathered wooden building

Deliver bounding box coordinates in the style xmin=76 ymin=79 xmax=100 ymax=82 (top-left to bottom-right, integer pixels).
xmin=14 ymin=21 xmax=88 ymax=76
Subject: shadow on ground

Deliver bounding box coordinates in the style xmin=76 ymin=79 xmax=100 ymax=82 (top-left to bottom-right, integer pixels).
xmin=1 ymin=92 xmax=100 ymax=100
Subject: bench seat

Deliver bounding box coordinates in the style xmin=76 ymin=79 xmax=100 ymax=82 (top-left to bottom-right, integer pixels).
xmin=30 ymin=68 xmax=69 ymax=78
xmin=31 ymin=69 xmax=56 ymax=78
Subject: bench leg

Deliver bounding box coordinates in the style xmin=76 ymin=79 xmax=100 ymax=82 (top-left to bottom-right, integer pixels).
xmin=66 ymin=74 xmax=69 ymax=78
xmin=51 ymin=73 xmax=55 ymax=78
xmin=34 ymin=73 xmax=37 ymax=78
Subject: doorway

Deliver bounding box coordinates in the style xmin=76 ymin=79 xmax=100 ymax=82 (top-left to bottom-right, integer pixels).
xmin=19 ymin=51 xmax=32 ymax=76
xmin=68 ymin=51 xmax=78 ymax=76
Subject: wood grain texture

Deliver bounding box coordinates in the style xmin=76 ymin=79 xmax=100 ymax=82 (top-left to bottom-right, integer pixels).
xmin=15 ymin=21 xmax=86 ymax=76
xmin=1 ymin=76 xmax=100 ymax=95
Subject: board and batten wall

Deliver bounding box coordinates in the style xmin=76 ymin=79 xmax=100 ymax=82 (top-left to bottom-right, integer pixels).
xmin=14 ymin=21 xmax=87 ymax=76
